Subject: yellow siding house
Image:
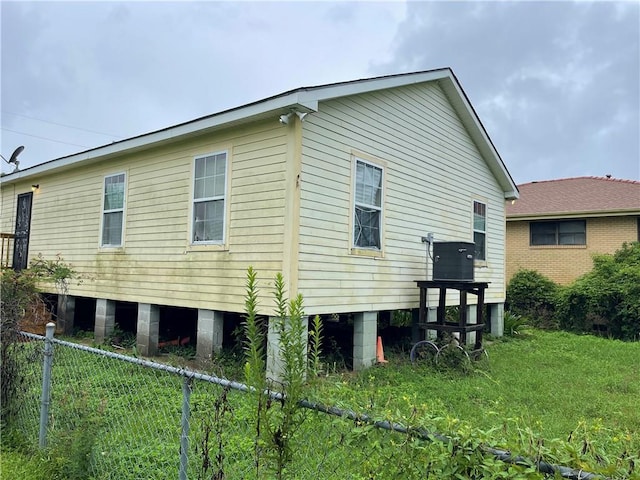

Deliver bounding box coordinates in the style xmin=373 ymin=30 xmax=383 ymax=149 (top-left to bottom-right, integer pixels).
xmin=1 ymin=68 xmax=518 ymax=371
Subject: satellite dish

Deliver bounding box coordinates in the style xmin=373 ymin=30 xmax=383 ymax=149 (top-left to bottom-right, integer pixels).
xmin=8 ymin=145 xmax=24 ymax=164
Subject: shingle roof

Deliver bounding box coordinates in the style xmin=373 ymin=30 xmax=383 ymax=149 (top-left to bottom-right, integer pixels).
xmin=506 ymin=176 xmax=640 ymax=219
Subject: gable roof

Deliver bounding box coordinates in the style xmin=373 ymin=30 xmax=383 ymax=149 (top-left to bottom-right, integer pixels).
xmin=1 ymin=68 xmax=518 ymax=199
xmin=506 ymin=176 xmax=640 ymax=220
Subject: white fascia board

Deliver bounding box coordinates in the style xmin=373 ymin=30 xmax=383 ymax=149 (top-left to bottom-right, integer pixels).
xmin=301 ymin=69 xmax=452 ymax=103
xmin=1 ymin=93 xmax=319 ymax=184
xmin=503 ymin=190 xmax=520 ymax=200
xmin=299 ymin=68 xmax=521 ymax=201
xmin=308 ymin=69 xmax=519 ymax=200
xmin=1 ymin=67 xmax=519 ymax=198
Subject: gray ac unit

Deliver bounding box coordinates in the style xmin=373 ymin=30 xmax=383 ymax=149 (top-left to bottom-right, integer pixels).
xmin=432 ymin=241 xmax=475 ymax=281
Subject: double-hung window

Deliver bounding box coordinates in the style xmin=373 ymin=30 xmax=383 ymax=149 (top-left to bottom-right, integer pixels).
xmin=192 ymin=151 xmax=227 ymax=243
xmin=101 ymin=173 xmax=126 ymax=247
xmin=353 ymin=158 xmax=383 ymax=249
xmin=530 ymin=220 xmax=586 ymax=246
xmin=473 ymin=200 xmax=486 ymax=261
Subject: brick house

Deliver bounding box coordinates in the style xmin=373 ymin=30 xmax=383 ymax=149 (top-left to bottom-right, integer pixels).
xmin=506 ymin=176 xmax=640 ymax=285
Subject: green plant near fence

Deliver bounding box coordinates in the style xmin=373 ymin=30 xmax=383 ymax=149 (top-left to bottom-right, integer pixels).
xmin=3 ymin=266 xmax=638 ymax=479
xmin=242 ymin=268 xmax=324 ymax=479
xmin=5 ymin=327 xmax=639 ymax=479
xmin=1 ymin=255 xmax=79 ymax=431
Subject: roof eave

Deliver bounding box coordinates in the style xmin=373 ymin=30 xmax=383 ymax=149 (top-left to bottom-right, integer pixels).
xmin=507 ymin=209 xmax=640 ymax=221
xmin=1 ymin=93 xmax=319 ymax=184
xmin=305 ymin=69 xmax=520 ymax=198
xmin=437 ymin=72 xmax=519 ymax=199
xmin=1 ymin=68 xmax=520 ymax=199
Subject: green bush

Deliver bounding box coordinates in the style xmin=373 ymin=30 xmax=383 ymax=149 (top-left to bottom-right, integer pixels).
xmin=506 ymin=270 xmax=560 ymax=329
xmin=558 ymin=242 xmax=640 ymax=340
xmin=503 ymin=311 xmax=528 ymax=336
xmin=1 ymin=268 xmax=41 ymax=426
xmin=1 ymin=256 xmax=79 ymax=434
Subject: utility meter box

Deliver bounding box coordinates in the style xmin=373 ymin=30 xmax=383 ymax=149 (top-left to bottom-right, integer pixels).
xmin=432 ymin=241 xmax=475 ymax=282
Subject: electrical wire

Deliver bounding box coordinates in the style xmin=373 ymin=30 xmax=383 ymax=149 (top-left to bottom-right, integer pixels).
xmin=2 ymin=110 xmax=125 ymax=139
xmin=1 ymin=127 xmax=90 ymax=148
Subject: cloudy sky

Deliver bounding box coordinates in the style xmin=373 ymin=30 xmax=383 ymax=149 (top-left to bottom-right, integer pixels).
xmin=1 ymin=1 xmax=639 ymax=184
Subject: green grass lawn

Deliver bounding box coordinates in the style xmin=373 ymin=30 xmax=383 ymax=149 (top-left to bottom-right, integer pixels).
xmin=2 ymin=329 xmax=638 ymax=479
xmin=317 ymin=329 xmax=639 ymax=439
xmin=0 ymin=448 xmax=49 ymax=480
xmin=308 ymin=329 xmax=639 ymax=477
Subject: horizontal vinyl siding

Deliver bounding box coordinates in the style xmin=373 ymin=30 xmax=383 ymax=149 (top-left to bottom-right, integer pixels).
xmin=13 ymin=121 xmax=288 ymax=313
xmin=0 ymin=189 xmax=16 ymax=234
xmin=298 ymin=82 xmax=506 ymax=314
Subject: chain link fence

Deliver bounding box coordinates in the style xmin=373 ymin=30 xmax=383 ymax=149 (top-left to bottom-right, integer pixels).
xmin=12 ymin=325 xmax=416 ymax=479
xmin=8 ymin=325 xmax=601 ymax=480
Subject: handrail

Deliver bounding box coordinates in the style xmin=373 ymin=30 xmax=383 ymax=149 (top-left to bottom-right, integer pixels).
xmin=1 ymin=233 xmax=14 ymax=269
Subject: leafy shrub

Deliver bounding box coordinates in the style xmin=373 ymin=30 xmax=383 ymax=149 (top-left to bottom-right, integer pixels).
xmin=503 ymin=311 xmax=528 ymax=336
xmin=390 ymin=309 xmax=412 ymax=327
xmin=242 ymin=267 xmax=324 ymax=479
xmin=107 ymin=325 xmax=136 ymax=348
xmin=506 ymin=270 xmax=560 ymax=329
xmin=1 ymin=268 xmax=43 ymax=426
xmin=557 ymin=242 xmax=640 ymax=340
xmin=1 ymin=256 xmax=78 ymax=430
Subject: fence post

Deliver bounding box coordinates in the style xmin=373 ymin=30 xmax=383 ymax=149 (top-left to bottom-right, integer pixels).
xmin=179 ymin=376 xmax=192 ymax=480
xmin=39 ymin=322 xmax=55 ymax=449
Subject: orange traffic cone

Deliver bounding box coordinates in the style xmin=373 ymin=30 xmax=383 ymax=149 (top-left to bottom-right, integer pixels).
xmin=376 ymin=336 xmax=388 ymax=363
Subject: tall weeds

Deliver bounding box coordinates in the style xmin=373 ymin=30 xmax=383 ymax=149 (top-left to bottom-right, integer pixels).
xmin=242 ymin=267 xmax=322 ymax=479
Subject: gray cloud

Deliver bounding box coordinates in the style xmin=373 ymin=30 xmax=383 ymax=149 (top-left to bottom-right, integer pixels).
xmin=2 ymin=1 xmax=637 ymax=183
xmin=1 ymin=1 xmax=404 ymax=171
xmin=377 ymin=1 xmax=639 ymax=183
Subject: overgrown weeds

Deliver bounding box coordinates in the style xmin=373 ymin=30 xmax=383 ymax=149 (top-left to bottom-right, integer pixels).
xmin=242 ymin=267 xmax=324 ymax=479
xmin=507 ymin=242 xmax=640 ymax=340
xmin=1 ymin=268 xmax=39 ymax=426
xmin=559 ymin=242 xmax=640 ymax=340
xmin=1 ymin=255 xmax=79 ymax=428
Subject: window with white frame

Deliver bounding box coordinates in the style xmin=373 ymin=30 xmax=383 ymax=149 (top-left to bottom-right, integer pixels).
xmin=101 ymin=173 xmax=126 ymax=247
xmin=353 ymin=158 xmax=383 ymax=249
xmin=192 ymin=151 xmax=227 ymax=243
xmin=473 ymin=200 xmax=486 ymax=261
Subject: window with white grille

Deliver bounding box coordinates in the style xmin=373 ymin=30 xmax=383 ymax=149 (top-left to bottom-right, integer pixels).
xmin=353 ymin=158 xmax=383 ymax=249
xmin=192 ymin=152 xmax=227 ymax=243
xmin=101 ymin=173 xmax=126 ymax=247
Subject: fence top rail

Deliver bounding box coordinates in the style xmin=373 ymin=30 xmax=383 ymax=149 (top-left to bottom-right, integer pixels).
xmin=20 ymin=330 xmax=258 ymax=397
xmin=19 ymin=330 xmax=607 ymax=480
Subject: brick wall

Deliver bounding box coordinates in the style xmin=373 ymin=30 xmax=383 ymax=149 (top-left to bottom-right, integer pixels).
xmin=506 ymin=216 xmax=639 ymax=285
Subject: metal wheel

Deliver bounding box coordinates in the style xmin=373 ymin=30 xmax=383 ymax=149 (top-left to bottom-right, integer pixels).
xmin=470 ymin=348 xmax=490 ymax=370
xmin=470 ymin=348 xmax=489 ymax=362
xmin=410 ymin=340 xmax=439 ymax=364
xmin=435 ymin=343 xmax=471 ymax=370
